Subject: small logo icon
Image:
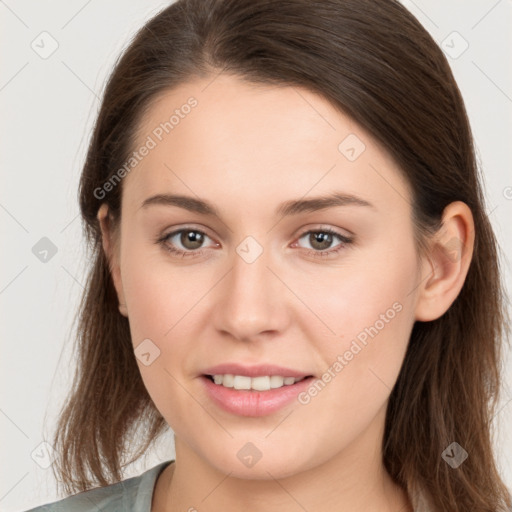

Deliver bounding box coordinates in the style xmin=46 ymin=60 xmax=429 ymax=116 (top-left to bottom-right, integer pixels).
xmin=338 ymin=134 xmax=366 ymax=161
xmin=441 ymin=31 xmax=469 ymax=59
xmin=236 ymin=236 xmax=264 ymax=264
xmin=442 ymin=442 xmax=468 ymax=468
xmin=32 ymin=237 xmax=58 ymax=263
xmin=134 ymin=338 xmax=161 ymax=366
xmin=444 ymin=236 xmax=463 ymax=263
xmin=31 ymin=31 xmax=59 ymax=59
xmin=31 ymin=441 xmax=56 ymax=469
xmin=237 ymin=442 xmax=263 ymax=468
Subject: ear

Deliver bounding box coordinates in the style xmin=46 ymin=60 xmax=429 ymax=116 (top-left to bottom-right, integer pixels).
xmin=414 ymin=201 xmax=475 ymax=322
xmin=97 ymin=203 xmax=128 ymax=317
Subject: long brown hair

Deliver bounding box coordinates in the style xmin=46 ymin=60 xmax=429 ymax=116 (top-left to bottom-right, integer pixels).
xmin=50 ymin=1 xmax=511 ymax=510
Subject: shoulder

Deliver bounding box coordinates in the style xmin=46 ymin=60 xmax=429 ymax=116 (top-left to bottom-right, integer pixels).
xmin=23 ymin=460 xmax=174 ymax=512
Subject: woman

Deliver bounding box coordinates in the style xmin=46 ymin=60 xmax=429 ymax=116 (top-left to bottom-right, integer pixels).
xmin=24 ymin=0 xmax=511 ymax=511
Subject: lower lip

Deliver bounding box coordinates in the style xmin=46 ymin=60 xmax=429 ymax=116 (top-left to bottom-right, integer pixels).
xmin=200 ymin=375 xmax=315 ymax=417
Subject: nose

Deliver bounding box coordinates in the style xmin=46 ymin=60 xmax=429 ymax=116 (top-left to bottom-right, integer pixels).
xmin=212 ymin=241 xmax=290 ymax=342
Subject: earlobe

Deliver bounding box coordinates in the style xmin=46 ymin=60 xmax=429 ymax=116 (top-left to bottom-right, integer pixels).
xmin=414 ymin=201 xmax=475 ymax=322
xmin=97 ymin=204 xmax=128 ymax=317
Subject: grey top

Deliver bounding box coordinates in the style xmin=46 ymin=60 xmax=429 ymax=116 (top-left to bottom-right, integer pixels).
xmin=23 ymin=460 xmax=174 ymax=512
xmin=23 ymin=459 xmax=433 ymax=511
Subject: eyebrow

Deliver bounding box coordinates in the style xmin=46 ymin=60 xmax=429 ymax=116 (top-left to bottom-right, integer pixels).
xmin=139 ymin=192 xmax=374 ymax=217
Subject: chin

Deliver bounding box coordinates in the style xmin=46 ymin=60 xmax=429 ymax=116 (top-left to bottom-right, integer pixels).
xmin=208 ymin=446 xmax=313 ymax=480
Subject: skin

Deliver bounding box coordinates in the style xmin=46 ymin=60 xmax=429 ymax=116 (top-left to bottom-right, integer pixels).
xmin=97 ymin=73 xmax=474 ymax=512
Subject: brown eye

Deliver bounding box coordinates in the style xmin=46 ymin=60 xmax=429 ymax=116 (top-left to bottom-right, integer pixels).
xmin=297 ymin=229 xmax=351 ymax=252
xmin=292 ymin=228 xmax=354 ymax=259
xmin=179 ymin=230 xmax=205 ymax=250
xmin=159 ymin=228 xmax=215 ymax=257
xmin=307 ymin=231 xmax=334 ymax=251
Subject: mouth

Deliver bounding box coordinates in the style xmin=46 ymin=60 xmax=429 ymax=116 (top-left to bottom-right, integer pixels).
xmin=199 ymin=362 xmax=317 ymax=416
xmin=200 ymin=373 xmax=316 ymax=416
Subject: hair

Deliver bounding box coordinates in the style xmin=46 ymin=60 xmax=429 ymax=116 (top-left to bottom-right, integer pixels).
xmin=50 ymin=0 xmax=511 ymax=510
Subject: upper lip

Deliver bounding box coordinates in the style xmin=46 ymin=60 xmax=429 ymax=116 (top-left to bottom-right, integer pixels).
xmin=201 ymin=363 xmax=313 ymax=378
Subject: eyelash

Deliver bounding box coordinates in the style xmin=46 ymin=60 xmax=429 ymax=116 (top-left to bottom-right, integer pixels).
xmin=156 ymin=226 xmax=353 ymax=260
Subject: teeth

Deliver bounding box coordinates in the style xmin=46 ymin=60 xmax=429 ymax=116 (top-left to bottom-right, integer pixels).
xmin=210 ymin=374 xmax=306 ymax=391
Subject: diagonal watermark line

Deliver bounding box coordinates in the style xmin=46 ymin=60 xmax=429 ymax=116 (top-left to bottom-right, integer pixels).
xmin=405 ymin=266 xmax=436 ymax=298
xmin=164 ymin=267 xmax=233 ymax=337
xmin=0 ymin=265 xmax=28 ymax=295
xmin=0 ymin=408 xmax=29 ymax=439
xmin=291 ymin=86 xmax=337 ymax=130
xmin=368 ymin=367 xmax=392 ymax=391
xmin=0 ymin=0 xmax=29 ymax=28
xmin=0 ymin=62 xmax=29 ymax=92
xmin=163 ymin=162 xmax=232 ymax=234
xmin=265 ymin=410 xmax=294 ymax=438
xmin=200 ymin=469 xmax=233 ymax=503
xmin=369 ymin=163 xmax=412 ymax=208
xmin=266 ymin=163 xmax=337 ymax=234
xmin=266 ymin=471 xmax=310 ymax=511
xmin=471 ymin=61 xmax=512 ymax=104
xmin=163 ymin=163 xmax=198 ymax=196
xmin=61 ymin=60 xmax=100 ymax=100
xmin=60 ymin=213 xmax=80 ymax=233
xmin=61 ymin=265 xmax=85 ymax=289
xmin=491 ymin=394 xmax=512 ymax=422
xmin=201 ymin=64 xmax=229 ymax=93
xmin=0 ymin=472 xmax=29 ymax=503
xmin=405 ymin=0 xmax=439 ymax=29
xmin=486 ymin=204 xmax=498 ymax=218
xmin=61 ymin=0 xmax=94 ymax=29
xmin=471 ymin=0 xmax=502 ymax=30
xmin=0 ymin=202 xmax=29 ymax=232
xmin=265 ymin=266 xmax=336 ymax=335
xmin=83 ymin=494 xmax=102 ymax=512
xmin=162 ymin=367 xmax=234 ymax=438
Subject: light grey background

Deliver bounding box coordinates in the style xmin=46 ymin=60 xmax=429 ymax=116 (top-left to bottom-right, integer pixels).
xmin=1 ymin=1 xmax=511 ymax=511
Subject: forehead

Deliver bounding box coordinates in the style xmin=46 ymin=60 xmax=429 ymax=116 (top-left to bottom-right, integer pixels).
xmin=124 ymin=74 xmax=411 ymax=218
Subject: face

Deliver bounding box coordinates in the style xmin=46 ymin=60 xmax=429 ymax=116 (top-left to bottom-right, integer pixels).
xmin=102 ymin=74 xmax=425 ymax=479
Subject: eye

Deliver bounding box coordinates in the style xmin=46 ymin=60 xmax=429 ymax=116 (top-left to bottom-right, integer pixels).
xmin=293 ymin=228 xmax=353 ymax=258
xmin=157 ymin=228 xmax=217 ymax=258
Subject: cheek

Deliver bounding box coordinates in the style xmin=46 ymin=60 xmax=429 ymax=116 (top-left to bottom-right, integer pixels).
xmin=118 ymin=241 xmax=213 ymax=402
xmin=288 ymin=272 xmax=417 ymax=460
xmin=119 ymin=240 xmax=199 ymax=345
xmin=298 ymin=234 xmax=418 ymax=403
xmin=119 ymin=248 xmax=200 ymax=422
xmin=301 ymin=235 xmax=417 ymax=350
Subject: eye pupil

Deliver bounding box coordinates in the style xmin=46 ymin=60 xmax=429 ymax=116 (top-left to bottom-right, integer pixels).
xmin=310 ymin=232 xmax=333 ymax=250
xmin=181 ymin=230 xmax=204 ymax=249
